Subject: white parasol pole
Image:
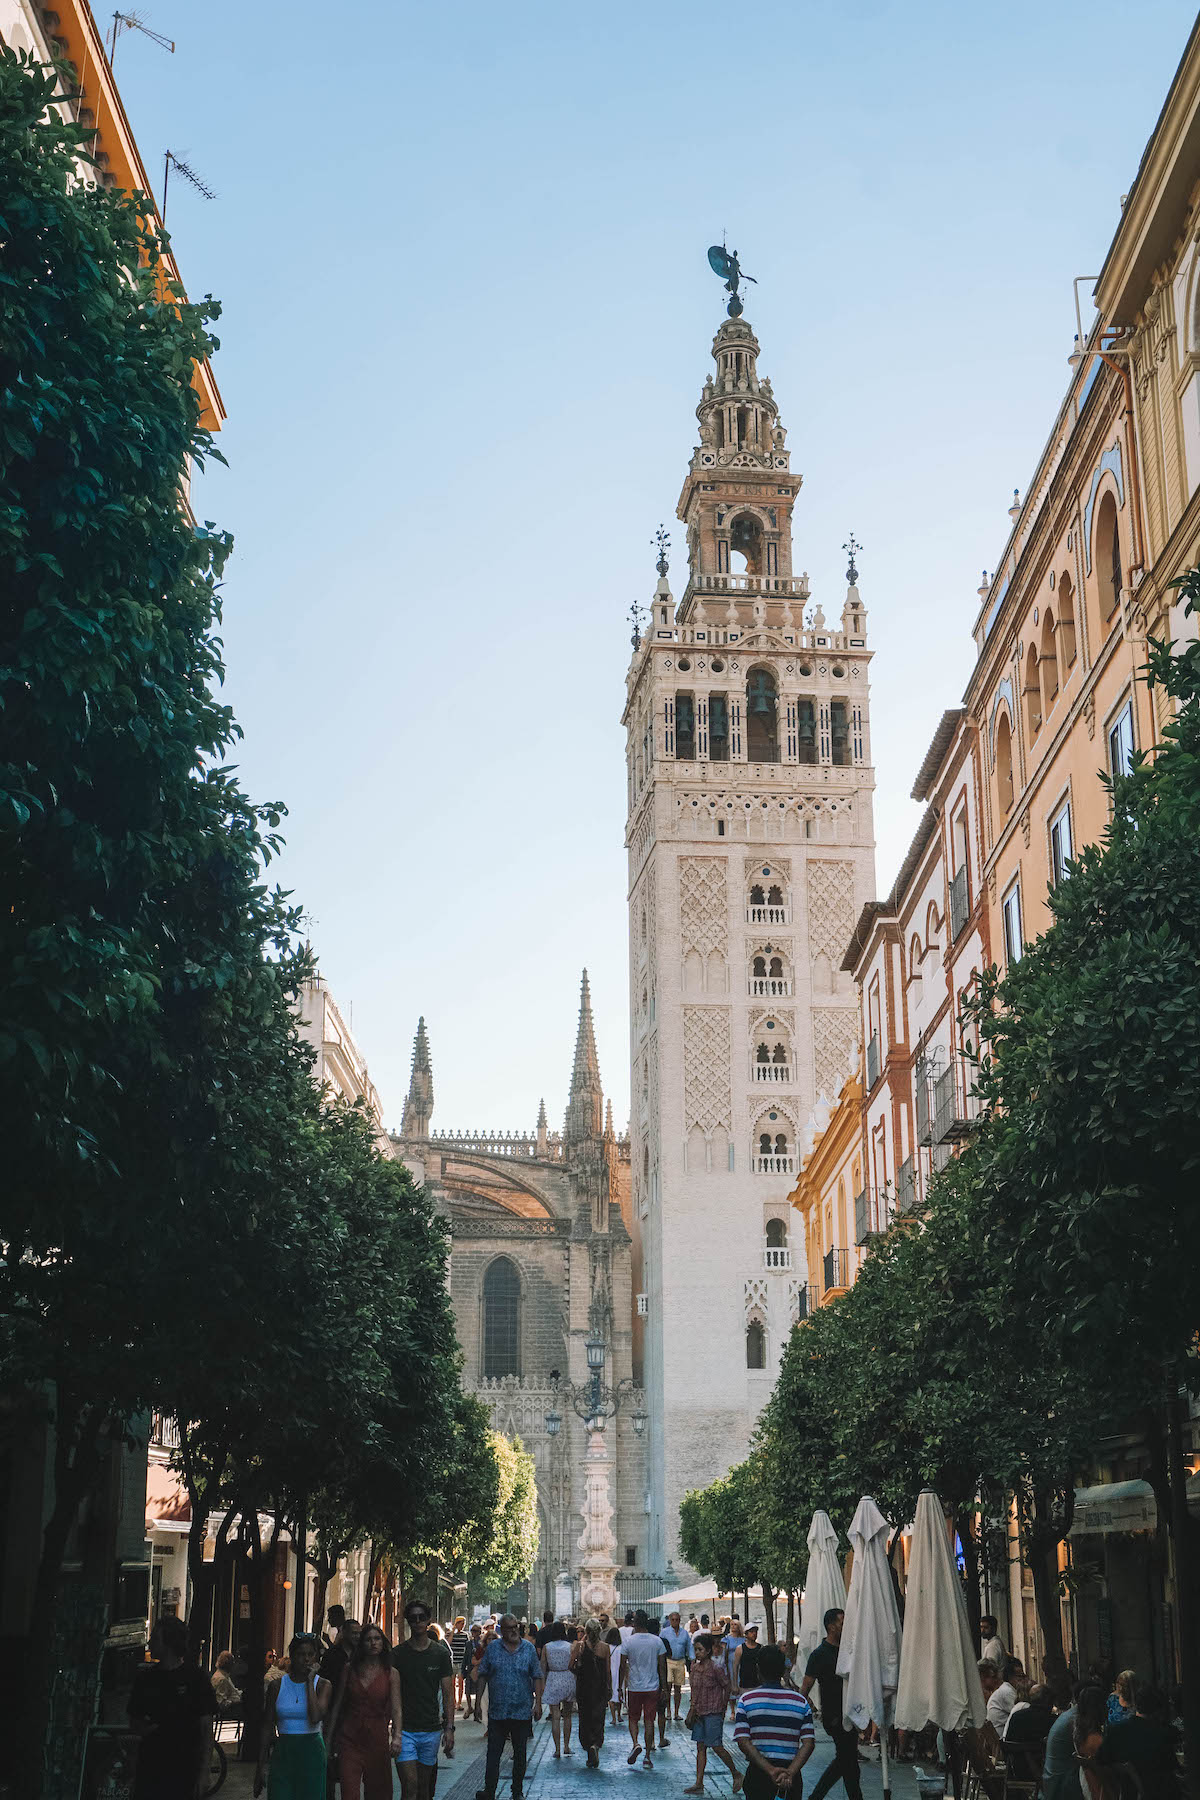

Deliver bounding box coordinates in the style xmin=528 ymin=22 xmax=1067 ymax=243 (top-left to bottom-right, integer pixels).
xmin=880 ymin=1696 xmax=892 ymax=1800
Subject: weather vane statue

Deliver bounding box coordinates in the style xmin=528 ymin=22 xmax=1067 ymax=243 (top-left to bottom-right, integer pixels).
xmin=707 ymin=242 xmax=757 ymax=317
xmin=654 ymin=524 xmax=671 ymax=577
xmin=843 ymin=533 xmax=862 ymax=585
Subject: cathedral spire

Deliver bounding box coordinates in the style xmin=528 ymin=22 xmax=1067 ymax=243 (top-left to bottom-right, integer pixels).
xmin=536 ymin=1097 xmax=549 ymax=1156
xmin=564 ymin=969 xmax=604 ymax=1146
xmin=400 ymin=1016 xmax=433 ymax=1140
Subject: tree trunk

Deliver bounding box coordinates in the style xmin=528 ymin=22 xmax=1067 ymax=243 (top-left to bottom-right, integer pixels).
xmin=1166 ymin=1383 xmax=1200 ymax=1800
xmin=12 ymin=1398 xmax=105 ymax=1800
xmin=1025 ymin=1483 xmax=1072 ymax=1703
xmin=237 ymin=1514 xmax=273 ymax=1762
xmin=762 ymin=1581 xmax=777 ymax=1643
xmin=785 ymin=1589 xmax=795 ymax=1647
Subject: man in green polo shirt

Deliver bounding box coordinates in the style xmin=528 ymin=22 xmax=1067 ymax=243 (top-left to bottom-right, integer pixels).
xmin=393 ymin=1601 xmax=456 ymax=1800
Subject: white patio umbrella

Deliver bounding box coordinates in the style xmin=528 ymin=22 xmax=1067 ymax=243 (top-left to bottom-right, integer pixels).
xmin=796 ymin=1510 xmax=846 ymax=1667
xmin=895 ymin=1489 xmax=986 ymax=1734
xmin=837 ymin=1496 xmax=903 ymax=1800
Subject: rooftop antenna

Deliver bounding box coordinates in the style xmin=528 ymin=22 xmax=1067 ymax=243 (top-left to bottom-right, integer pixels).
xmin=109 ymin=10 xmax=175 ymax=64
xmin=162 ymin=149 xmax=216 ymax=222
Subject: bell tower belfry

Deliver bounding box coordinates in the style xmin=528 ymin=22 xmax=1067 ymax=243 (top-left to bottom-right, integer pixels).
xmin=623 ymin=297 xmax=877 ymax=1576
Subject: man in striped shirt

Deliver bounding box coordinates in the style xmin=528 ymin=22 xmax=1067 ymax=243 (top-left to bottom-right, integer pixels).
xmin=733 ymin=1645 xmax=816 ymax=1800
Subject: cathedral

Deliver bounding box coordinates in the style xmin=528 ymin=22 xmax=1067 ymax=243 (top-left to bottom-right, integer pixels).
xmin=389 ymin=975 xmax=648 ymax=1615
xmin=625 ymin=303 xmax=878 ymax=1574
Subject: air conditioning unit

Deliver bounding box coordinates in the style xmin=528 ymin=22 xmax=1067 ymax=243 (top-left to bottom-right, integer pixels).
xmin=636 ymin=1293 xmax=649 ymax=1315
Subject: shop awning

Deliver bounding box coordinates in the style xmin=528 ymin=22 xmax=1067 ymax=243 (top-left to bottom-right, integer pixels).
xmin=1070 ymin=1479 xmax=1156 ymax=1536
xmin=146 ymin=1460 xmax=191 ymax=1532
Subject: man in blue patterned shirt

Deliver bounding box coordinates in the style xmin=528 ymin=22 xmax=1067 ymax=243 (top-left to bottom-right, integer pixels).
xmin=474 ymin=1615 xmax=544 ymax=1800
xmin=733 ymin=1645 xmax=816 ymax=1800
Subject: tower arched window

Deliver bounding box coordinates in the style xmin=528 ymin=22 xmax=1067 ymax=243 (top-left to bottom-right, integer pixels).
xmin=759 ymin=1132 xmax=772 ymax=1156
xmin=753 ymin=955 xmax=767 ymax=979
xmin=797 ymin=698 xmax=817 ymax=765
xmin=765 ymin=1218 xmax=788 ymax=1248
xmin=749 ymin=884 xmax=765 ymax=908
xmin=767 ymin=884 xmax=783 ymax=908
xmin=995 ymin=710 xmax=1014 ymax=814
xmin=709 ymin=693 xmax=730 ymax=761
xmin=746 ymin=669 xmax=779 ymax=762
xmin=774 ymin=1133 xmax=787 ymax=1156
xmin=1040 ymin=611 xmax=1059 ymax=714
xmin=1096 ymin=492 xmax=1122 ymax=622
xmin=745 ymin=1320 xmax=766 ymax=1369
xmin=830 ymin=700 xmax=852 ymax=766
xmin=1024 ymin=645 xmax=1042 ymax=745
xmin=756 ymin=1043 xmax=770 ymax=1065
xmin=482 ymin=1256 xmax=521 ymax=1379
xmin=730 ymin=513 xmax=764 ymax=573
xmin=1058 ymin=573 xmax=1077 ymax=668
xmin=769 ymin=956 xmax=783 ymax=979
xmin=675 ymin=694 xmax=695 ymax=759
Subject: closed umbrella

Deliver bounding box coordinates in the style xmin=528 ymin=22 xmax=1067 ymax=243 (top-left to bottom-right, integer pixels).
xmin=895 ymin=1489 xmax=986 ymax=1733
xmin=797 ymin=1510 xmax=846 ymax=1667
xmin=837 ymin=1496 xmax=903 ymax=1800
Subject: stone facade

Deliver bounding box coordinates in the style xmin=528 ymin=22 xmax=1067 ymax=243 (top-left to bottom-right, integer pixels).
xmin=390 ymin=975 xmax=647 ymax=1612
xmin=624 ymin=312 xmax=877 ymax=1574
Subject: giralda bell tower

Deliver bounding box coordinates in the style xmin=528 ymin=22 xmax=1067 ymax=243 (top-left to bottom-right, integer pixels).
xmin=623 ymin=277 xmax=877 ymax=1574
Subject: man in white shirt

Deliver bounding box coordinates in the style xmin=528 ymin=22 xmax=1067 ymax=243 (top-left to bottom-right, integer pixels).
xmin=985 ymin=1658 xmax=1027 ymax=1735
xmin=979 ymin=1615 xmax=1007 ymax=1667
xmin=621 ymin=1612 xmax=666 ymax=1771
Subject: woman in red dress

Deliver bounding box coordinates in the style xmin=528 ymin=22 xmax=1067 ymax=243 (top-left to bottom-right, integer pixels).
xmin=328 ymin=1623 xmax=403 ymax=1800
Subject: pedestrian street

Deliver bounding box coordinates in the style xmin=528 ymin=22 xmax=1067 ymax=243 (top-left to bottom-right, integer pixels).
xmin=216 ymin=1712 xmax=930 ymax=1800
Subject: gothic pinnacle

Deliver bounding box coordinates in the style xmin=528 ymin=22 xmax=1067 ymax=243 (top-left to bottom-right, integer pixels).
xmin=564 ymin=968 xmax=604 ymax=1145
xmin=401 ymin=1015 xmax=434 ymax=1140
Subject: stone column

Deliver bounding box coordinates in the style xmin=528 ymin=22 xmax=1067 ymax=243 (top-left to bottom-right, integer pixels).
xmin=576 ymin=1427 xmax=619 ymax=1616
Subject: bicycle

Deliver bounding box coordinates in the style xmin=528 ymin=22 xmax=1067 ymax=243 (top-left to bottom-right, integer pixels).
xmin=202 ymin=1739 xmax=227 ymax=1796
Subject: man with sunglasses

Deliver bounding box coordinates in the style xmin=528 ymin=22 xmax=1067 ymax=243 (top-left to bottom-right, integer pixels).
xmin=394 ymin=1601 xmax=456 ymax=1800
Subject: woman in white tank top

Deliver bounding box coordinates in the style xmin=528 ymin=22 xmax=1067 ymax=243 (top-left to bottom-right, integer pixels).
xmin=255 ymin=1633 xmax=331 ymax=1799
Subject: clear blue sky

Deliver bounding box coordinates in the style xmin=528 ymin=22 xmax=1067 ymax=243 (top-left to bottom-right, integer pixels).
xmin=113 ymin=0 xmax=1195 ymax=1131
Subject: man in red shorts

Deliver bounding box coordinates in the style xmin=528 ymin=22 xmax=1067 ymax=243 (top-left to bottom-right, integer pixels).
xmin=621 ymin=1611 xmax=666 ymax=1770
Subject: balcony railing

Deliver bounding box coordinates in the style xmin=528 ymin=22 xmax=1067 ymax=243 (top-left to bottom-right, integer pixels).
xmin=794 ymin=1282 xmax=819 ymax=1322
xmin=949 ymin=865 xmax=970 ymax=941
xmin=763 ymin=1246 xmax=793 ymax=1271
xmin=866 ymin=1033 xmax=880 ymax=1089
xmin=933 ymin=1057 xmax=980 ymax=1142
xmin=750 ymin=977 xmax=791 ymax=997
xmin=150 ymin=1411 xmax=181 ymax=1451
xmin=823 ymin=1247 xmax=853 ymax=1293
xmin=754 ymin=1153 xmax=796 ymax=1175
xmin=853 ymin=1188 xmax=879 ymax=1247
xmin=753 ymin=1062 xmax=794 ymax=1083
xmin=895 ymin=1155 xmax=917 ymax=1215
xmin=747 ymin=906 xmax=790 ymax=925
xmin=914 ymin=1063 xmax=934 ymax=1146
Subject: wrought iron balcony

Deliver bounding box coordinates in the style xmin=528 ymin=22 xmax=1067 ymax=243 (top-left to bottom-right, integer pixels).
xmin=822 ymin=1247 xmax=852 ymax=1294
xmin=949 ymin=864 xmax=970 ymax=941
xmin=794 ymin=1282 xmax=820 ymax=1322
xmin=895 ymin=1155 xmax=917 ymax=1216
xmin=933 ymin=1056 xmax=980 ymax=1143
xmin=914 ymin=1063 xmax=934 ymax=1146
xmin=853 ymin=1188 xmax=879 ymax=1247
xmin=763 ymin=1246 xmax=793 ymax=1271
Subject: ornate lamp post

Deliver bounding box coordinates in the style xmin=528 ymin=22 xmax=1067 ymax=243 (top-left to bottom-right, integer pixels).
xmin=545 ymin=1343 xmax=646 ymax=1615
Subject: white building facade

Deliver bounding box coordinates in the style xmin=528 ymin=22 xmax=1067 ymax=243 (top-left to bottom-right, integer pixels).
xmin=625 ymin=309 xmax=877 ymax=1572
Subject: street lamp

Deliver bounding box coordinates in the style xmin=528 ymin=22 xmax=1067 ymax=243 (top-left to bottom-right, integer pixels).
xmin=545 ymin=1408 xmax=563 ymax=1438
xmin=632 ymin=1409 xmax=648 ymax=1437
xmin=585 ymin=1335 xmax=606 ymax=1373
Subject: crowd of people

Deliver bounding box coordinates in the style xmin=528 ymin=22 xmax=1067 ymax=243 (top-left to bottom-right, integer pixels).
xmin=972 ymin=1616 xmax=1182 ymax=1800
xmin=124 ymin=1598 xmax=1185 ymax=1800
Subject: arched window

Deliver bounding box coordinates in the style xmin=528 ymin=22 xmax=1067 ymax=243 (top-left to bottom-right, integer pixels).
xmin=746 ymin=669 xmax=779 ymax=762
xmin=830 ymin=700 xmax=852 ymax=766
xmin=675 ymin=693 xmax=695 ymax=759
xmin=797 ymin=698 xmax=817 ymax=765
xmin=482 ymin=1257 xmax=521 ymax=1379
xmin=765 ymin=1218 xmax=788 ymax=1247
xmin=767 ymin=884 xmax=783 ymax=907
xmin=1096 ymin=492 xmax=1122 ymax=621
xmin=758 ymin=1132 xmax=772 ymax=1156
xmin=769 ymin=955 xmax=783 ymax=980
xmin=1024 ymin=644 xmax=1041 ymax=745
xmin=756 ymin=1043 xmax=770 ymax=1065
xmin=749 ymin=884 xmax=765 ymax=907
xmin=745 ymin=1320 xmax=766 ymax=1369
xmin=1040 ymin=611 xmax=1059 ymax=714
xmin=995 ymin=711 xmax=1014 ymax=813
xmin=771 ymin=1042 xmax=787 ymax=1065
xmin=709 ymin=693 xmax=730 ymax=762
xmin=774 ymin=1133 xmax=787 ymax=1156
xmin=753 ymin=955 xmax=767 ymax=979
xmin=730 ymin=512 xmax=764 ymax=573
xmin=1058 ymin=573 xmax=1077 ymax=667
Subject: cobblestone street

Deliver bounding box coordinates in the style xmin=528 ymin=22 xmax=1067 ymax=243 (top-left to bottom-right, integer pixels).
xmin=219 ymin=1713 xmax=928 ymax=1800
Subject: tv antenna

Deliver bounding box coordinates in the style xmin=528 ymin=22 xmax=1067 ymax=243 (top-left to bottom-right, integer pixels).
xmin=108 ymin=11 xmax=175 ymax=64
xmin=162 ymin=149 xmax=216 ymax=222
